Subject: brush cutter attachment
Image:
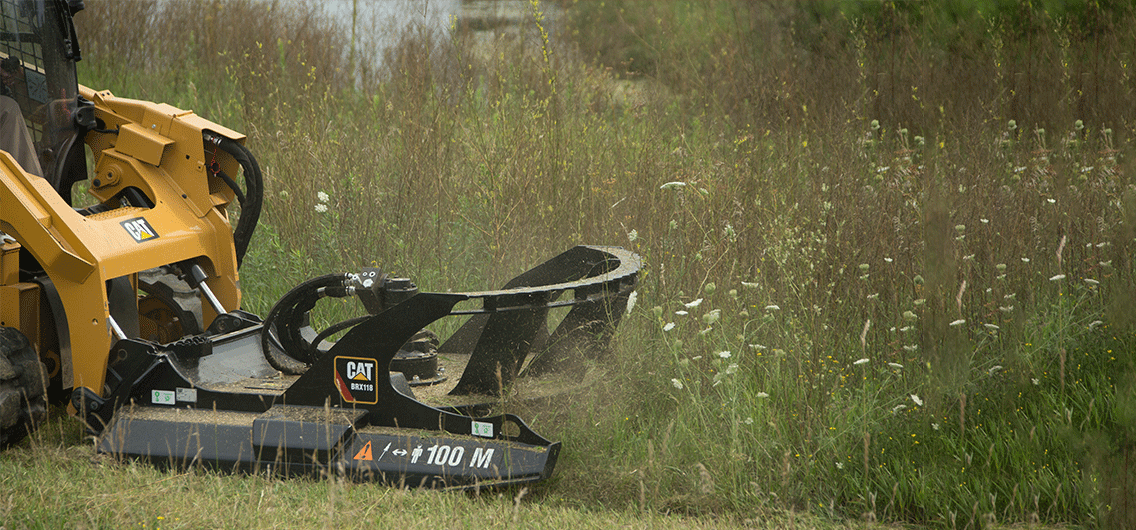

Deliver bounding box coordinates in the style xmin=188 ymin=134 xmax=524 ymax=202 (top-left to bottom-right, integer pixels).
xmin=93 ymin=246 xmax=639 ymax=489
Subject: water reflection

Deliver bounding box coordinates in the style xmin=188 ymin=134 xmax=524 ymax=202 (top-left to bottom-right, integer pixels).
xmin=322 ymin=0 xmax=555 ymax=41
xmin=321 ymin=0 xmax=562 ymax=78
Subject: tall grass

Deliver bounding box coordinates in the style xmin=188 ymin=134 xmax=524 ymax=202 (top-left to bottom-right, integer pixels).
xmin=65 ymin=0 xmax=1136 ymax=527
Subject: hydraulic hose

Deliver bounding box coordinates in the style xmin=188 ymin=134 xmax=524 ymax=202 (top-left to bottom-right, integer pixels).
xmin=260 ymin=273 xmax=344 ymax=374
xmin=205 ymin=132 xmax=263 ymax=268
xmin=309 ymin=315 xmax=371 ymax=354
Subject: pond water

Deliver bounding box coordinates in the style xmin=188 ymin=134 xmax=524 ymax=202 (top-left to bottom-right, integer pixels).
xmin=312 ymin=0 xmax=568 ymax=84
xmin=321 ymin=0 xmax=559 ymax=48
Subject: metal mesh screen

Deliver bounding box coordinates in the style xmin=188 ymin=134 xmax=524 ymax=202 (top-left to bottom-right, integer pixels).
xmin=0 ymin=0 xmax=47 ymax=141
xmin=0 ymin=0 xmax=78 ymax=178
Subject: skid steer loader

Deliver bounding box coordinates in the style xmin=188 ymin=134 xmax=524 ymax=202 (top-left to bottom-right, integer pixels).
xmin=0 ymin=0 xmax=639 ymax=489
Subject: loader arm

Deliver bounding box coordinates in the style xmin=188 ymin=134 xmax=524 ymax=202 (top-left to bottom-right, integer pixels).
xmin=1 ymin=87 xmax=248 ymax=399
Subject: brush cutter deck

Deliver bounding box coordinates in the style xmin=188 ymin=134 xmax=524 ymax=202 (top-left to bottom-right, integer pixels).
xmin=91 ymin=246 xmax=640 ymax=489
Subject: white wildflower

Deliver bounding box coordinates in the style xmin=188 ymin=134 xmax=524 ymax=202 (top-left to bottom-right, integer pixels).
xmin=910 ymin=394 xmax=923 ymax=406
xmin=625 ymin=291 xmax=638 ymax=314
xmin=627 ymin=229 xmax=638 ymax=243
xmin=744 ymin=417 xmax=754 ymax=425
xmin=835 ymin=461 xmax=845 ymax=470
xmin=671 ymin=378 xmax=684 ymax=390
xmin=1021 ymin=257 xmax=1031 ymax=263
xmin=314 ymin=203 xmax=328 ymax=213
xmin=725 ymin=363 xmax=738 ymax=375
xmin=892 ymin=404 xmax=907 ymax=413
xmin=984 ymin=323 xmax=1000 ymax=330
xmin=717 ymin=351 xmax=732 ymax=359
xmin=663 ymin=322 xmax=675 ymax=332
xmin=949 ymin=319 xmax=966 ymax=327
xmin=675 ymin=310 xmax=689 ymax=316
xmin=932 ymin=423 xmax=940 ymax=431
xmin=888 ymin=363 xmax=904 ymax=370
xmin=741 ymin=281 xmax=759 ymax=289
xmin=660 ymin=181 xmax=687 ymax=190
xmin=903 ymin=345 xmax=918 ymax=352
xmin=854 ymin=358 xmax=869 ymax=366
xmin=684 ymin=298 xmax=704 ymax=309
xmin=756 ymin=392 xmax=769 ymax=399
xmin=764 ymin=304 xmax=781 ymax=312
xmin=1089 ymin=320 xmax=1103 ymax=330
xmin=1084 ymin=278 xmax=1100 ymax=285
xmin=1032 ymin=378 xmax=1040 ymax=385
xmin=317 ymin=191 xmax=329 ymax=202
xmin=1049 ymin=274 xmax=1066 ymax=281
xmin=702 ymin=309 xmax=721 ymax=325
xmin=988 ymin=365 xmax=1003 ymax=376
xmin=1047 ymin=198 xmax=1056 ymax=204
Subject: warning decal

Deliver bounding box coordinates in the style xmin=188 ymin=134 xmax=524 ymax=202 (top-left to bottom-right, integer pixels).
xmin=354 ymin=441 xmax=373 ymax=461
xmin=334 ymin=356 xmax=379 ymax=404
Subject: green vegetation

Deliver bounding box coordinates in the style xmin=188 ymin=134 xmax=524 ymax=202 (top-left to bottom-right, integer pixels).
xmin=1 ymin=422 xmax=788 ymax=529
xmin=3 ymin=0 xmax=1135 ymax=527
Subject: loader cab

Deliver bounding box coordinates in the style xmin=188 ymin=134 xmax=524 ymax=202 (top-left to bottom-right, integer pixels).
xmin=0 ymin=0 xmax=87 ymax=203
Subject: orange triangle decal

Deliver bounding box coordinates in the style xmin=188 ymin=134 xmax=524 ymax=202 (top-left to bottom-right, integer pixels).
xmin=353 ymin=441 xmax=373 ymax=461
